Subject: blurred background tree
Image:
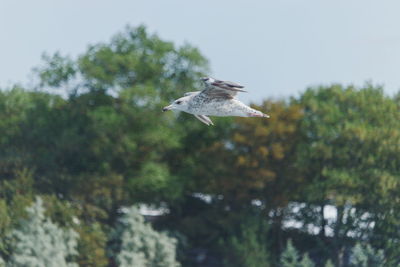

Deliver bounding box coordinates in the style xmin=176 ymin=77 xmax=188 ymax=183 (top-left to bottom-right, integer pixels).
xmin=108 ymin=206 xmax=179 ymax=267
xmin=293 ymin=85 xmax=400 ymax=265
xmin=8 ymin=197 xmax=79 ymax=267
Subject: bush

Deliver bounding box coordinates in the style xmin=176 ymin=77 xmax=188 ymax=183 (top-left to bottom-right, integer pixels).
xmin=280 ymin=239 xmax=315 ymax=267
xmin=8 ymin=197 xmax=79 ymax=267
xmin=109 ymin=206 xmax=180 ymax=267
xmin=350 ymin=243 xmax=384 ymax=267
xmin=223 ymin=218 xmax=271 ymax=267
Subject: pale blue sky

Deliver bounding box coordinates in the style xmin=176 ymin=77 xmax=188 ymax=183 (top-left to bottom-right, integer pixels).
xmin=1 ymin=0 xmax=400 ymax=103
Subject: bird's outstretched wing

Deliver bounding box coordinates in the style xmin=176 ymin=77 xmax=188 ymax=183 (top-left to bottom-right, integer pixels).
xmin=200 ymin=77 xmax=247 ymax=99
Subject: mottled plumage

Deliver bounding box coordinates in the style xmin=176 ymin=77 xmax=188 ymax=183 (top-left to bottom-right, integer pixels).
xmin=163 ymin=77 xmax=270 ymax=126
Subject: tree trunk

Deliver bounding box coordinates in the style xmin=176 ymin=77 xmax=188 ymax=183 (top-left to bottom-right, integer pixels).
xmin=319 ymin=204 xmax=326 ymax=238
xmin=334 ymin=205 xmax=344 ymax=267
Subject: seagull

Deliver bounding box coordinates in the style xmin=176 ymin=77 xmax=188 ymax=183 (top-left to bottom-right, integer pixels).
xmin=162 ymin=77 xmax=270 ymax=126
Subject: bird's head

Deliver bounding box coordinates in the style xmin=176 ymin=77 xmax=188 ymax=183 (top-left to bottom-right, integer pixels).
xmin=162 ymin=96 xmax=190 ymax=112
xmin=201 ymin=77 xmax=215 ymax=84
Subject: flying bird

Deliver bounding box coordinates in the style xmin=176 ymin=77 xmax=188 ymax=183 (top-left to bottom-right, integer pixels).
xmin=163 ymin=77 xmax=270 ymax=125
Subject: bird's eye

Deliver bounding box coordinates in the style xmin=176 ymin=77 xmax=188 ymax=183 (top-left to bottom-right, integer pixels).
xmin=176 ymin=101 xmax=182 ymax=105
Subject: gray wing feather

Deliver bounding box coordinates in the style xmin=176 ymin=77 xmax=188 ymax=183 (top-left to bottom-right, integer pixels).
xmin=213 ymin=79 xmax=244 ymax=89
xmin=200 ymin=77 xmax=247 ymax=99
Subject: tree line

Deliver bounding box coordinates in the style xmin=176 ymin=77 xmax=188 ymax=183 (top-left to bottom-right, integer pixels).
xmin=0 ymin=25 xmax=399 ymax=266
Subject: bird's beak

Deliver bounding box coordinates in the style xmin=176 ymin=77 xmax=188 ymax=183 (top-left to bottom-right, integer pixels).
xmin=162 ymin=105 xmax=173 ymax=112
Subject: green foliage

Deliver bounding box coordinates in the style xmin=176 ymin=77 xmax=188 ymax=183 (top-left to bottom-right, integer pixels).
xmin=298 ymin=254 xmax=315 ymax=267
xmin=0 ymin=169 xmax=36 ymax=261
xmin=293 ymin=84 xmax=400 ymax=263
xmin=324 ymin=259 xmax=334 ymax=267
xmin=223 ymin=219 xmax=271 ymax=267
xmin=280 ymin=240 xmax=300 ymax=267
xmin=109 ymin=206 xmax=180 ymax=267
xmin=35 ymin=52 xmax=77 ymax=88
xmin=76 ymin=223 xmax=108 ymax=267
xmin=296 ymin=84 xmax=400 ymax=205
xmin=8 ymin=197 xmax=79 ymax=267
xmin=0 ymin=200 xmax=10 ymax=258
xmin=280 ymin=240 xmax=315 ymax=267
xmin=350 ymin=243 xmax=384 ymax=267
